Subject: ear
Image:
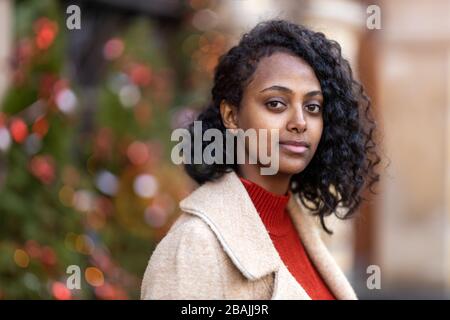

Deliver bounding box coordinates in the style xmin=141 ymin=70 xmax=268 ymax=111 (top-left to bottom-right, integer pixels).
xmin=219 ymin=100 xmax=238 ymax=130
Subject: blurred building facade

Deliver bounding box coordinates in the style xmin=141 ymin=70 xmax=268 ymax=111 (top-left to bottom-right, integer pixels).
xmin=0 ymin=0 xmax=12 ymax=99
xmin=375 ymin=0 xmax=450 ymax=298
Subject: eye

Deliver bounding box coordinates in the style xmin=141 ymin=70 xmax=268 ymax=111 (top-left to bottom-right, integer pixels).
xmin=305 ymin=104 xmax=321 ymax=113
xmin=265 ymin=100 xmax=286 ymax=110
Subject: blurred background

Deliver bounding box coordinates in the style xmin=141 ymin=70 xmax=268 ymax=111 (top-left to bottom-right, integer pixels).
xmin=0 ymin=0 xmax=449 ymax=299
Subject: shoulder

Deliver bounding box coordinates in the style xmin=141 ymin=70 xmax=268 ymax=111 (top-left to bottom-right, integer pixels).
xmin=141 ymin=212 xmax=227 ymax=299
xmin=154 ymin=212 xmax=223 ymax=258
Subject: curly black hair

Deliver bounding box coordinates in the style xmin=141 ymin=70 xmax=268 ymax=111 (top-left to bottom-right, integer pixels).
xmin=184 ymin=19 xmax=381 ymax=234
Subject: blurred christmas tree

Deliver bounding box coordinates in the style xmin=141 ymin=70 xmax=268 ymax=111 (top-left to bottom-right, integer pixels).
xmin=0 ymin=0 xmax=225 ymax=299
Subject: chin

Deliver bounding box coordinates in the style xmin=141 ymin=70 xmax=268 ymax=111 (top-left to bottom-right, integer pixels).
xmin=278 ymin=160 xmax=307 ymax=175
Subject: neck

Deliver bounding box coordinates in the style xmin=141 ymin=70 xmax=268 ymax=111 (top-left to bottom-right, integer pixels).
xmin=237 ymin=163 xmax=291 ymax=196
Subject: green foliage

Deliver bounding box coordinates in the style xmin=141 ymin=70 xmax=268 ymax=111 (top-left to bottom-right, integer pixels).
xmin=0 ymin=1 xmax=202 ymax=299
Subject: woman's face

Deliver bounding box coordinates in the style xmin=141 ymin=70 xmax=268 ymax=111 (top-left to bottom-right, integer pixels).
xmin=229 ymin=51 xmax=324 ymax=175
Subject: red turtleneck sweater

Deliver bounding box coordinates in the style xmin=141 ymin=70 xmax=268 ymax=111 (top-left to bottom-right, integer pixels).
xmin=239 ymin=176 xmax=336 ymax=300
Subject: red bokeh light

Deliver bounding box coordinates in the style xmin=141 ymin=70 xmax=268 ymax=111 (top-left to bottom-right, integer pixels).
xmin=9 ymin=118 xmax=28 ymax=143
xmin=126 ymin=141 xmax=150 ymax=166
xmin=32 ymin=115 xmax=49 ymax=138
xmin=129 ymin=63 xmax=152 ymax=87
xmin=103 ymin=38 xmax=124 ymax=60
xmin=29 ymin=155 xmax=55 ymax=185
xmin=95 ymin=283 xmax=128 ymax=300
xmin=25 ymin=240 xmax=42 ymax=259
xmin=34 ymin=17 xmax=58 ymax=50
xmin=41 ymin=246 xmax=57 ymax=266
xmin=52 ymin=282 xmax=71 ymax=300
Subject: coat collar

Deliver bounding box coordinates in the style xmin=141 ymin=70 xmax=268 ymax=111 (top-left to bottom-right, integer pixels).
xmin=179 ymin=170 xmax=357 ymax=300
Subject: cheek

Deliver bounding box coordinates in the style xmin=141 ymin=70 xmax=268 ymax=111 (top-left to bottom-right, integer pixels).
xmin=236 ymin=105 xmax=284 ymax=161
xmin=237 ymin=98 xmax=286 ymax=131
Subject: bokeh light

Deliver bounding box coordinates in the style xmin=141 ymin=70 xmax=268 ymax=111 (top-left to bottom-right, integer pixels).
xmin=95 ymin=170 xmax=119 ymax=196
xmin=103 ymin=37 xmax=124 ymax=61
xmin=85 ymin=267 xmax=104 ymax=287
xmin=73 ymin=190 xmax=95 ymax=212
xmin=29 ymin=155 xmax=55 ymax=185
xmin=34 ymin=17 xmax=58 ymax=50
xmin=25 ymin=240 xmax=42 ymax=259
xmin=14 ymin=249 xmax=30 ymax=268
xmin=55 ymin=88 xmax=77 ymax=114
xmin=126 ymin=141 xmax=150 ymax=166
xmin=24 ymin=133 xmax=42 ymax=155
xmin=40 ymin=246 xmax=56 ymax=266
xmin=51 ymin=282 xmax=71 ymax=300
xmin=119 ymin=84 xmax=141 ymax=108
xmin=9 ymin=118 xmax=28 ymax=143
xmin=32 ymin=115 xmax=49 ymax=138
xmin=133 ymin=174 xmax=158 ymax=198
xmin=59 ymin=185 xmax=75 ymax=207
xmin=0 ymin=127 xmax=12 ymax=151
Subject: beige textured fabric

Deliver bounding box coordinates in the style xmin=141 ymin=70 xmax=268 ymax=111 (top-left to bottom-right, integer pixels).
xmin=141 ymin=170 xmax=358 ymax=300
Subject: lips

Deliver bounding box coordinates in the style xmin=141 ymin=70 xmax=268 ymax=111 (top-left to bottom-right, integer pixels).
xmin=279 ymin=140 xmax=310 ymax=154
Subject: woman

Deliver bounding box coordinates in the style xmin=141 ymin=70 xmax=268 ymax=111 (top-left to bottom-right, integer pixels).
xmin=141 ymin=19 xmax=380 ymax=300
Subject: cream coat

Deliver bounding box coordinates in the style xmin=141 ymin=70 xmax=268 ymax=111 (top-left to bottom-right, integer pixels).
xmin=141 ymin=171 xmax=358 ymax=300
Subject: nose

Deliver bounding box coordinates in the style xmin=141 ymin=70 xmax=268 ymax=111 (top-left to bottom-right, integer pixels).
xmin=287 ymin=106 xmax=307 ymax=133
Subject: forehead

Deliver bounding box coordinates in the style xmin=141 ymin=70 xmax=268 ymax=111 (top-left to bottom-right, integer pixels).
xmin=246 ymin=51 xmax=321 ymax=92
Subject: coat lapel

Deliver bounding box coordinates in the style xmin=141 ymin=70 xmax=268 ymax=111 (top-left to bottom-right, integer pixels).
xmin=179 ymin=170 xmax=280 ymax=280
xmin=287 ymin=195 xmax=358 ymax=299
xmin=179 ymin=171 xmax=357 ymax=300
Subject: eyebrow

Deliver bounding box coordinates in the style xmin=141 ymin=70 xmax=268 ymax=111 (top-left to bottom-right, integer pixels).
xmin=259 ymin=85 xmax=323 ymax=98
